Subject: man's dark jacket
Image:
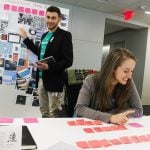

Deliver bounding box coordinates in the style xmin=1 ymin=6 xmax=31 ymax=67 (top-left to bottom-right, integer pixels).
xmin=23 ymin=27 xmax=73 ymax=92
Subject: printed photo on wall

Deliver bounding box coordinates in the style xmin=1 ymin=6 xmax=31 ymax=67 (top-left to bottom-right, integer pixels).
xmin=16 ymin=95 xmax=26 ymax=105
xmin=2 ymin=75 xmax=12 ymax=84
xmin=1 ymin=34 xmax=7 ymax=40
xmin=13 ymin=53 xmax=19 ymax=62
xmin=0 ymin=69 xmax=4 ymax=76
xmin=8 ymin=33 xmax=21 ymax=44
xmin=0 ymin=58 xmax=4 ymax=67
xmin=4 ymin=60 xmax=17 ymax=71
xmin=29 ymin=28 xmax=36 ymax=36
xmin=61 ymin=14 xmax=68 ymax=21
xmin=16 ymin=78 xmax=28 ymax=90
xmin=32 ymin=16 xmax=46 ymax=29
xmin=32 ymin=97 xmax=39 ymax=107
xmin=18 ymin=58 xmax=24 ymax=66
xmin=0 ymin=76 xmax=2 ymax=84
xmin=35 ymin=28 xmax=45 ymax=39
xmin=28 ymin=79 xmax=36 ymax=88
xmin=18 ymin=13 xmax=33 ymax=26
xmin=26 ymin=87 xmax=33 ymax=94
xmin=27 ymin=50 xmax=38 ymax=65
xmin=32 ymin=89 xmax=38 ymax=97
xmin=0 ymin=42 xmax=13 ymax=56
xmin=32 ymin=89 xmax=39 ymax=107
xmin=3 ymin=70 xmax=17 ymax=84
xmin=0 ymin=20 xmax=8 ymax=33
xmin=17 ymin=66 xmax=31 ymax=79
xmin=12 ymin=44 xmax=20 ymax=53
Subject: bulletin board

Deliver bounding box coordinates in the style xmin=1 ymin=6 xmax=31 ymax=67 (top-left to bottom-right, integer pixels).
xmin=0 ymin=0 xmax=69 ymax=107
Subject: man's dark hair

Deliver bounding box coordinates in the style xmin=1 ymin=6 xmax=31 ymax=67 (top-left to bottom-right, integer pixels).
xmin=46 ymin=6 xmax=61 ymax=17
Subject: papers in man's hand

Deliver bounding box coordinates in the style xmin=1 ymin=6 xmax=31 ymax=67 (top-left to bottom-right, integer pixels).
xmin=46 ymin=141 xmax=81 ymax=150
xmin=0 ymin=125 xmax=22 ymax=150
xmin=37 ymin=56 xmax=56 ymax=64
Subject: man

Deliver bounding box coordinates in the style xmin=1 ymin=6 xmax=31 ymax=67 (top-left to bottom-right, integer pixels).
xmin=19 ymin=6 xmax=73 ymax=117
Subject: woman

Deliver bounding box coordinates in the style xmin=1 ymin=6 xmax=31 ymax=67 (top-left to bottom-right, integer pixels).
xmin=75 ymin=48 xmax=143 ymax=125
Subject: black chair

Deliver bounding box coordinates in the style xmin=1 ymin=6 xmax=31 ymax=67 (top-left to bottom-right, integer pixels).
xmin=64 ymin=71 xmax=82 ymax=117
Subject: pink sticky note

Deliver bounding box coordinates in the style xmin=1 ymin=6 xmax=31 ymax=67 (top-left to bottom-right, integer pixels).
xmin=11 ymin=5 xmax=17 ymax=12
xmin=67 ymin=121 xmax=76 ymax=126
xmin=32 ymin=9 xmax=37 ymax=15
xmin=76 ymin=141 xmax=90 ymax=148
xmin=88 ymin=140 xmax=102 ymax=148
xmin=101 ymin=126 xmax=113 ymax=131
xmin=93 ymin=127 xmax=103 ymax=132
xmin=109 ymin=139 xmax=122 ymax=145
xmin=0 ymin=118 xmax=14 ymax=123
xmin=24 ymin=118 xmax=39 ymax=123
xmin=113 ymin=125 xmax=127 ymax=130
xmin=105 ymin=125 xmax=127 ymax=131
xmin=146 ymin=134 xmax=150 ymax=141
xmin=83 ymin=128 xmax=95 ymax=133
xmin=18 ymin=6 xmax=24 ymax=13
xmin=130 ymin=135 xmax=141 ymax=143
xmin=76 ymin=119 xmax=85 ymax=125
xmin=4 ymin=4 xmax=10 ymax=10
xmin=84 ymin=121 xmax=94 ymax=125
xmin=25 ymin=8 xmax=31 ymax=14
xmin=92 ymin=120 xmax=103 ymax=125
xmin=119 ymin=136 xmax=133 ymax=144
xmin=39 ymin=10 xmax=45 ymax=16
xmin=97 ymin=139 xmax=112 ymax=147
xmin=128 ymin=122 xmax=144 ymax=128
xmin=138 ymin=135 xmax=150 ymax=142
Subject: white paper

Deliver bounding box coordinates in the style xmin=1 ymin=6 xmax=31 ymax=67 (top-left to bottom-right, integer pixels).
xmin=0 ymin=125 xmax=22 ymax=150
xmin=7 ymin=13 xmax=19 ymax=33
xmin=8 ymin=34 xmax=20 ymax=43
xmin=45 ymin=141 xmax=81 ymax=150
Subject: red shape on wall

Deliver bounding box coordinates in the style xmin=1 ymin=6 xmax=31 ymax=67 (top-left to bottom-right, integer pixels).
xmin=123 ymin=11 xmax=134 ymax=21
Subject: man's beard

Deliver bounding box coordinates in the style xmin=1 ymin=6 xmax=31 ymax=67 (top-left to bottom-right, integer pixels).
xmin=48 ymin=24 xmax=58 ymax=31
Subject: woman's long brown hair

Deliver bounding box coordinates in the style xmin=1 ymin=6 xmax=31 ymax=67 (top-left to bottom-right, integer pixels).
xmin=93 ymin=48 xmax=136 ymax=112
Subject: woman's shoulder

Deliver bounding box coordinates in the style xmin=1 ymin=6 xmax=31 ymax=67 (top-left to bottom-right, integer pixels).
xmin=85 ymin=73 xmax=96 ymax=81
xmin=84 ymin=73 xmax=97 ymax=87
xmin=82 ymin=74 xmax=96 ymax=91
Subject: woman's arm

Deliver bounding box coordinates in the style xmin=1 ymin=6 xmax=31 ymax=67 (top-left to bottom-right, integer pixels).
xmin=126 ymin=80 xmax=143 ymax=117
xmin=75 ymin=74 xmax=112 ymax=123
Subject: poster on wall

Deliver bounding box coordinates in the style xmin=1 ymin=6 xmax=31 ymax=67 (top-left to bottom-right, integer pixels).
xmin=0 ymin=0 xmax=70 ymax=107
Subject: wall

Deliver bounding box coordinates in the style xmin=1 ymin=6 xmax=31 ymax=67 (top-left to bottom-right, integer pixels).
xmin=104 ymin=28 xmax=148 ymax=96
xmin=142 ymin=27 xmax=150 ymax=105
xmin=71 ymin=6 xmax=105 ymax=69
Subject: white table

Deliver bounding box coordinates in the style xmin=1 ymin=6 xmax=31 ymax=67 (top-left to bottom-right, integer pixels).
xmin=1 ymin=116 xmax=150 ymax=150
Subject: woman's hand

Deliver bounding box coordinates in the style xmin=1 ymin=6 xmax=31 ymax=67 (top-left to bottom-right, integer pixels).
xmin=109 ymin=110 xmax=135 ymax=125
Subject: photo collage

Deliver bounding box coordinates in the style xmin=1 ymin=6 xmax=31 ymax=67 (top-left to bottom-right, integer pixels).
xmin=0 ymin=0 xmax=69 ymax=107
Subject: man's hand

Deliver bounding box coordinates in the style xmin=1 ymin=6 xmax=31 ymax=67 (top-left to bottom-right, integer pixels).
xmin=36 ymin=62 xmax=49 ymax=71
xmin=109 ymin=110 xmax=135 ymax=125
xmin=18 ymin=27 xmax=28 ymax=39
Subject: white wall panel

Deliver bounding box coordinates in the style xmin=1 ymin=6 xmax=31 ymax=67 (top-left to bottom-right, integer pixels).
xmin=72 ymin=6 xmax=105 ymax=42
xmin=142 ymin=27 xmax=150 ymax=105
xmin=72 ymin=39 xmax=102 ymax=70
